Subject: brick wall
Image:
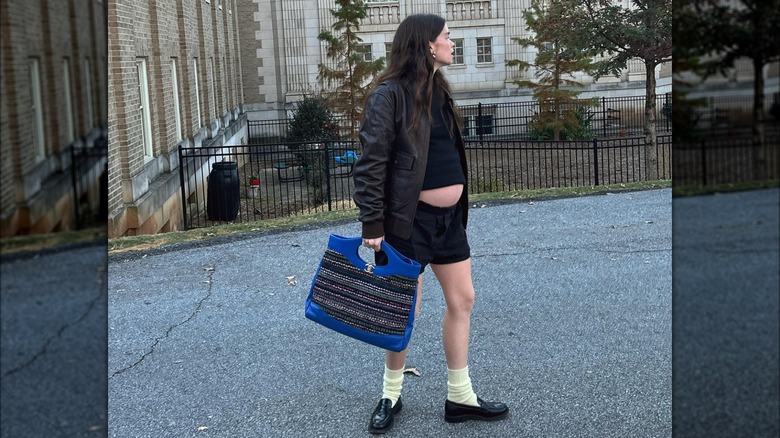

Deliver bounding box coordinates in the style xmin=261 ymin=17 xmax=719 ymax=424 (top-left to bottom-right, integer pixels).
xmin=107 ymin=0 xmax=245 ymax=237
xmin=1 ymin=0 xmax=107 ymax=236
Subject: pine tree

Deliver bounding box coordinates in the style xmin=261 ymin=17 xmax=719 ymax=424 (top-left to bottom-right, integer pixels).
xmin=507 ymin=0 xmax=599 ymax=141
xmin=318 ymin=0 xmax=385 ymax=140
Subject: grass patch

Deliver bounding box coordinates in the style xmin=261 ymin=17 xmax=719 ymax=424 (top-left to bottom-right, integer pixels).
xmin=108 ymin=181 xmax=672 ymax=255
xmin=469 ymin=180 xmax=672 ymax=203
xmin=1 ymin=227 xmax=107 ymax=256
xmin=672 ymin=179 xmax=779 ymax=197
xmin=108 ymin=208 xmax=359 ymax=254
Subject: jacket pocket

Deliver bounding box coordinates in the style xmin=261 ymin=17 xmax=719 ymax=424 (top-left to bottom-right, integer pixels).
xmin=393 ymin=151 xmax=415 ymax=170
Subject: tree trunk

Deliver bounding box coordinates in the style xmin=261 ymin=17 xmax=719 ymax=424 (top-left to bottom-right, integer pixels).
xmin=752 ymin=57 xmax=766 ymax=181
xmin=644 ymin=61 xmax=659 ymax=180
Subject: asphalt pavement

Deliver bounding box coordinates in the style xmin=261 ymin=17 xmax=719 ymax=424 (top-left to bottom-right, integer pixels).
xmin=672 ymin=187 xmax=779 ymax=437
xmin=1 ymin=241 xmax=107 ymax=437
xmin=107 ymin=188 xmax=673 ymax=438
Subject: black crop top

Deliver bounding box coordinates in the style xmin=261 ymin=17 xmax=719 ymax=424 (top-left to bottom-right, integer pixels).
xmin=421 ymin=92 xmax=465 ymax=190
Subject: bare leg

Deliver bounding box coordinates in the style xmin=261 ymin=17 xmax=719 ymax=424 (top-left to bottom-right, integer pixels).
xmin=431 ymin=259 xmax=475 ymax=369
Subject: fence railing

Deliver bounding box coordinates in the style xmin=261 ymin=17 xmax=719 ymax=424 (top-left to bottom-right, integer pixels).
xmin=247 ymin=95 xmax=672 ymax=145
xmin=178 ymin=135 xmax=671 ymax=230
xmin=673 ymin=130 xmax=780 ymax=187
xmin=459 ymin=95 xmax=672 ymax=140
xmin=70 ymin=136 xmax=108 ymax=229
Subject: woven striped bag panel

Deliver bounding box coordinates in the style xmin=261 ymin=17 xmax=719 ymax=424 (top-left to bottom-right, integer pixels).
xmin=311 ymin=249 xmax=417 ymax=336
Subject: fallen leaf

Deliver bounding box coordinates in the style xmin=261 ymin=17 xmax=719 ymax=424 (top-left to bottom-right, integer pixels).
xmin=206 ymin=232 xmax=216 ymax=237
xmin=645 ymin=220 xmax=654 ymax=224
xmin=290 ymin=243 xmax=301 ymax=247
xmin=197 ymin=426 xmax=208 ymax=431
xmin=403 ymin=367 xmax=421 ymax=377
xmin=204 ymin=266 xmax=215 ymax=272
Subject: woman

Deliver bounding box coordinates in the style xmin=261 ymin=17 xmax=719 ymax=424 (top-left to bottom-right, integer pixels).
xmin=352 ymin=13 xmax=509 ymax=434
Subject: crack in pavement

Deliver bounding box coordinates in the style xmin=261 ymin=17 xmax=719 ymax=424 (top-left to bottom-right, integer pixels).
xmin=1 ymin=264 xmax=107 ymax=379
xmin=109 ymin=265 xmax=215 ymax=379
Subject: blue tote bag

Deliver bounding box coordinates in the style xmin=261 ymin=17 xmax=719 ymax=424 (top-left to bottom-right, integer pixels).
xmin=305 ymin=234 xmax=421 ymax=352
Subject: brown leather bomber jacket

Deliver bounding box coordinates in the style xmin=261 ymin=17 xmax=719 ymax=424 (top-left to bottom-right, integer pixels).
xmin=352 ymin=81 xmax=469 ymax=240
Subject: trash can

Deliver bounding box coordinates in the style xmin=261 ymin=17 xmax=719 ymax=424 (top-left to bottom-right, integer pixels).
xmin=207 ymin=161 xmax=240 ymax=221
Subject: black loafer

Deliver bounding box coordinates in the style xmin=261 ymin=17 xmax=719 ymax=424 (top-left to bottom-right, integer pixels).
xmin=368 ymin=398 xmax=402 ymax=434
xmin=444 ymin=397 xmax=508 ymax=423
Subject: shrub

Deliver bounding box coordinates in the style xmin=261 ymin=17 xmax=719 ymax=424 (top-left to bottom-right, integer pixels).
xmin=287 ymin=95 xmax=340 ymax=145
xmin=287 ymin=95 xmax=338 ymax=205
xmin=528 ymin=106 xmax=594 ymax=140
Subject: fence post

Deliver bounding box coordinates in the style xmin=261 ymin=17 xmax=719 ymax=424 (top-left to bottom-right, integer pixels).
xmin=477 ymin=102 xmax=483 ymax=144
xmin=70 ymin=146 xmax=81 ymax=228
xmin=602 ymin=97 xmax=607 ymax=138
xmin=178 ymin=145 xmax=189 ymax=230
xmin=592 ymin=138 xmax=600 ymax=186
xmin=700 ymin=138 xmax=707 ymax=186
xmin=324 ymin=141 xmax=332 ymax=211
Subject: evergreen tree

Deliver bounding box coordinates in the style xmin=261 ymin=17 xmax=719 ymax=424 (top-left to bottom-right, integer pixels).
xmin=507 ymin=0 xmax=599 ymax=140
xmin=318 ymin=0 xmax=385 ymax=140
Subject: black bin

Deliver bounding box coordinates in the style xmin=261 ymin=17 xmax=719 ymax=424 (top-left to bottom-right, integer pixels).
xmin=207 ymin=161 xmax=240 ymax=221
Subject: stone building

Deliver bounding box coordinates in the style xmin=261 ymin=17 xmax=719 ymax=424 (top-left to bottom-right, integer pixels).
xmin=107 ymin=0 xmax=246 ymax=237
xmin=0 ymin=0 xmax=108 ymax=237
xmin=237 ymin=0 xmax=673 ymax=124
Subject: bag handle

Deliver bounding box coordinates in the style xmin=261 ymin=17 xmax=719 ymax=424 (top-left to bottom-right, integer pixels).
xmin=326 ymin=234 xmax=420 ymax=277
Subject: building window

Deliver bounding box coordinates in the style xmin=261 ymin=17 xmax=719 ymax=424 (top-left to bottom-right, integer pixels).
xmin=63 ymin=58 xmax=75 ymax=143
xmin=208 ymin=57 xmax=217 ymax=121
xmin=452 ymin=38 xmax=464 ymax=65
xmin=476 ymin=37 xmax=492 ymax=64
xmin=193 ymin=58 xmax=202 ymax=127
xmin=83 ymin=57 xmax=95 ymax=130
xmin=356 ymin=44 xmax=373 ymax=62
xmin=171 ymin=59 xmax=182 ymax=141
xmin=136 ymin=58 xmax=153 ymax=159
xmin=29 ymin=58 xmax=46 ymax=162
xmin=385 ymin=42 xmax=392 ymax=64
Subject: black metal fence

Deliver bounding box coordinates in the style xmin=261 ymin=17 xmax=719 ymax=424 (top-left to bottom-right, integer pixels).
xmin=683 ymin=93 xmax=779 ymax=134
xmin=70 ymin=136 xmax=108 ymax=229
xmin=673 ymin=131 xmax=780 ymax=187
xmin=178 ymin=135 xmax=672 ymax=230
xmin=248 ymin=95 xmax=672 ymax=144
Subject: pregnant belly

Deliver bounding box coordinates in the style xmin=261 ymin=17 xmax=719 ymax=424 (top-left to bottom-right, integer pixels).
xmin=418 ymin=184 xmax=463 ymax=207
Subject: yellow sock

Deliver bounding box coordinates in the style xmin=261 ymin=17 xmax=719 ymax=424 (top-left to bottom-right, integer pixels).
xmin=382 ymin=365 xmax=404 ymax=407
xmin=447 ymin=366 xmax=479 ymax=406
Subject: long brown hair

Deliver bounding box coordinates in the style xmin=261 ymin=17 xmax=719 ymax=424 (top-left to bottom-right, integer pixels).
xmin=367 ymin=14 xmax=463 ymax=138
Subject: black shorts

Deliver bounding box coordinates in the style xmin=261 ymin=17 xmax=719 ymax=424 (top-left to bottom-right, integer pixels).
xmin=377 ymin=201 xmax=471 ymax=274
